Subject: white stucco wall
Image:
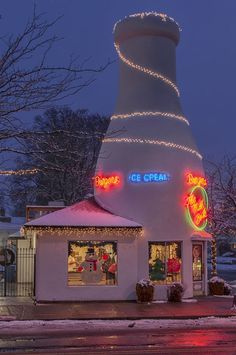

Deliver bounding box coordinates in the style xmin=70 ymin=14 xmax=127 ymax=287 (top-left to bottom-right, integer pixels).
xmin=35 ymin=231 xmax=138 ymax=302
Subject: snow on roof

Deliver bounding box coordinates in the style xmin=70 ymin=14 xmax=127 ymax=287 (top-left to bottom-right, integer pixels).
xmin=191 ymin=230 xmax=212 ymax=240
xmin=24 ymin=199 xmax=142 ymax=228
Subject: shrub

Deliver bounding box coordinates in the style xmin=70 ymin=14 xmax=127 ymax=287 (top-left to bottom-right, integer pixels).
xmin=208 ymin=276 xmax=232 ymax=295
xmin=224 ymin=282 xmax=232 ymax=295
xmin=168 ymin=282 xmax=184 ymax=302
xmin=136 ymin=279 xmax=154 ymax=303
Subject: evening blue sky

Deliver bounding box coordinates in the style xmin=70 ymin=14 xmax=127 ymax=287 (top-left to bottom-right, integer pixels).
xmin=1 ymin=0 xmax=236 ymax=158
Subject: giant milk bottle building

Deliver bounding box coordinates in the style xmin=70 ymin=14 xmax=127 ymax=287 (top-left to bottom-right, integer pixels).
xmin=95 ymin=13 xmax=210 ymax=298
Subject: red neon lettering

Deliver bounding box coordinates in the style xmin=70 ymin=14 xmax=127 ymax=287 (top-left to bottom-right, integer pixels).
xmin=186 ymin=173 xmax=207 ymax=187
xmin=186 ymin=193 xmax=207 ymax=226
xmin=94 ymin=175 xmax=120 ymax=190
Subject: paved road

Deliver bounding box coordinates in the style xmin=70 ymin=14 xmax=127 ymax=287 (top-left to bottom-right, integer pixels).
xmin=1 ymin=327 xmax=236 ymax=354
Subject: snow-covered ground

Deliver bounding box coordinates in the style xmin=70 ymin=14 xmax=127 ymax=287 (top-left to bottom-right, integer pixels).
xmin=0 ymin=317 xmax=236 ymax=333
xmin=208 ymin=261 xmax=236 ymax=282
xmin=217 ymin=257 xmax=236 ymax=265
xmin=216 ymin=263 xmax=236 ymax=270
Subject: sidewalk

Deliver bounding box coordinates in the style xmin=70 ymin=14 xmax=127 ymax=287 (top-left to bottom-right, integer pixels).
xmin=0 ymin=296 xmax=235 ymax=321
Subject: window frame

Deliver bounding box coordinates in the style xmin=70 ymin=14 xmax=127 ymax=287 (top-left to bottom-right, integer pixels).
xmin=67 ymin=240 xmax=118 ymax=287
xmin=148 ymin=241 xmax=182 ymax=285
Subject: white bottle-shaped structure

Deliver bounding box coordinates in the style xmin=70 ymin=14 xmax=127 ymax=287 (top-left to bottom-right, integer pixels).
xmin=95 ymin=13 xmax=206 ymax=298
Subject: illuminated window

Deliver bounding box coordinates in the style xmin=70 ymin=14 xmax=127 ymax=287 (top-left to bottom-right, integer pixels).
xmin=68 ymin=241 xmax=117 ymax=286
xmin=149 ymin=242 xmax=182 ymax=285
xmin=192 ymin=244 xmax=203 ymax=281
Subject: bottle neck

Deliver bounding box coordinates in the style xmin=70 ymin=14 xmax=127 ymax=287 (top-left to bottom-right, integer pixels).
xmin=114 ymin=36 xmax=182 ymax=115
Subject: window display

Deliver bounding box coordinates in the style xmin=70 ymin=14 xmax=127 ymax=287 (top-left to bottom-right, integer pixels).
xmin=149 ymin=242 xmax=182 ymax=284
xmin=68 ymin=241 xmax=117 ymax=286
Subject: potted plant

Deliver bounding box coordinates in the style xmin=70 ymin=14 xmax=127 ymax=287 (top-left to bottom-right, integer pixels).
xmin=224 ymin=282 xmax=232 ymax=295
xmin=168 ymin=282 xmax=184 ymax=302
xmin=136 ymin=279 xmax=154 ymax=303
xmin=208 ymin=276 xmax=232 ymax=295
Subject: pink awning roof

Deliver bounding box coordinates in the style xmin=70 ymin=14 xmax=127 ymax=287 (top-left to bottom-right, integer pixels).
xmin=24 ymin=199 xmax=142 ymax=228
xmin=191 ymin=230 xmax=212 ymax=240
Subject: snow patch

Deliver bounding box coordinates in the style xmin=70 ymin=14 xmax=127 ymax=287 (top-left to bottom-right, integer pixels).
xmin=1 ymin=317 xmax=236 ymax=332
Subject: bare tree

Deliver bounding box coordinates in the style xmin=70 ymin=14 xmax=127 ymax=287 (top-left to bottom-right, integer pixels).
xmin=205 ymin=155 xmax=236 ymax=275
xmin=9 ymin=107 xmax=109 ymax=215
xmin=0 ymin=8 xmax=111 ymax=156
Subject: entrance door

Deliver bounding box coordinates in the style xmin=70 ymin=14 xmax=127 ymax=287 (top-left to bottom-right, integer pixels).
xmin=192 ymin=243 xmax=204 ymax=295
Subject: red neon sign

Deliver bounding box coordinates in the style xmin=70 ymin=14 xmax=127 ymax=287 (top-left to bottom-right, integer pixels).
xmin=185 ymin=173 xmax=208 ymax=231
xmin=94 ymin=174 xmax=121 ymax=190
xmin=186 ymin=173 xmax=207 ymax=187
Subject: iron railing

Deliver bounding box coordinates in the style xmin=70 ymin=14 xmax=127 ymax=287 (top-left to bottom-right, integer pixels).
xmin=0 ymin=247 xmax=35 ymax=297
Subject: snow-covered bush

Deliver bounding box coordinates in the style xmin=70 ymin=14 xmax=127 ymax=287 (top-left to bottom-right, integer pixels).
xmin=224 ymin=282 xmax=232 ymax=295
xmin=208 ymin=276 xmax=232 ymax=295
xmin=168 ymin=282 xmax=184 ymax=302
xmin=136 ymin=279 xmax=154 ymax=287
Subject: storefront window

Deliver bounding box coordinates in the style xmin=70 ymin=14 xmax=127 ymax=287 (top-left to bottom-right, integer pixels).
xmin=68 ymin=241 xmax=117 ymax=286
xmin=149 ymin=242 xmax=182 ymax=284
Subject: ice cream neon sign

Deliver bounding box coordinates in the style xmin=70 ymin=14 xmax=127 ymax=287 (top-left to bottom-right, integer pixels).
xmin=185 ymin=173 xmax=208 ymax=231
xmin=94 ymin=174 xmax=121 ymax=190
xmin=128 ymin=172 xmax=170 ymax=183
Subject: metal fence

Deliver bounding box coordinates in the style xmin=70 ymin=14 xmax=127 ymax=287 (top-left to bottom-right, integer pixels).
xmin=0 ymin=247 xmax=35 ymax=297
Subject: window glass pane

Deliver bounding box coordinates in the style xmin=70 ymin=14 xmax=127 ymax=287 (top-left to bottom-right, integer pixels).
xmin=149 ymin=242 xmax=182 ymax=285
xmin=68 ymin=241 xmax=117 ymax=286
xmin=192 ymin=244 xmax=202 ymax=281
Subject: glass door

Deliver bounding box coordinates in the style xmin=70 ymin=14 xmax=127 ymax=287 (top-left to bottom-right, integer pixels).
xmin=192 ymin=243 xmax=204 ymax=295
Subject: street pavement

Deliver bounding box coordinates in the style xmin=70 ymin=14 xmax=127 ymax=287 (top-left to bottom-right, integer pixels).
xmin=0 ymin=296 xmax=236 ymax=354
xmin=0 ymin=295 xmax=235 ymax=321
xmin=0 ymin=325 xmax=236 ymax=354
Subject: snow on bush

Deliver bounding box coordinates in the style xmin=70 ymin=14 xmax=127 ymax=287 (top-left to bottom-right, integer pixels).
xmin=209 ymin=276 xmax=225 ymax=283
xmin=208 ymin=276 xmax=232 ymax=295
xmin=136 ymin=279 xmax=154 ymax=287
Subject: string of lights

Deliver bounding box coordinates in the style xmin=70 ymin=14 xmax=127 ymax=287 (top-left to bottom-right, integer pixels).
xmin=113 ymin=12 xmax=181 ymax=33
xmin=108 ymin=15 xmax=202 ymax=161
xmin=103 ymin=138 xmax=202 ymax=160
xmin=0 ymin=168 xmax=39 ymax=176
xmin=23 ymin=226 xmax=143 ymax=238
xmin=111 ymin=111 xmax=189 ymax=125
xmin=114 ymin=42 xmax=180 ymax=97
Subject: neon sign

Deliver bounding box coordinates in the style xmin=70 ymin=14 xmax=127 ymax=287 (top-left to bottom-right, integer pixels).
xmin=128 ymin=172 xmax=170 ymax=183
xmin=94 ymin=174 xmax=121 ymax=190
xmin=186 ymin=173 xmax=207 ymax=187
xmin=185 ymin=173 xmax=208 ymax=231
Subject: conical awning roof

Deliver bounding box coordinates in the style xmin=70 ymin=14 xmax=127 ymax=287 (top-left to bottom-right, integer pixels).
xmin=24 ymin=199 xmax=141 ymax=228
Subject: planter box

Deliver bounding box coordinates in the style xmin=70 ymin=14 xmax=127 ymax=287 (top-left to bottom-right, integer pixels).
xmin=208 ymin=282 xmax=224 ymax=295
xmin=136 ymin=284 xmax=154 ymax=303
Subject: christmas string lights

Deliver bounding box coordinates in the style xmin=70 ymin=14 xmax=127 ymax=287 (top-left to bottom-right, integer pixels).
xmin=111 ymin=111 xmax=189 ymax=125
xmin=0 ymin=168 xmax=39 ymax=176
xmin=130 ymin=12 xmax=169 ymax=20
xmin=108 ymin=14 xmax=202 ymax=160
xmin=23 ymin=226 xmax=143 ymax=238
xmin=103 ymin=138 xmax=202 ymax=160
xmin=211 ymin=237 xmax=217 ymax=276
xmin=114 ymin=42 xmax=180 ymax=97
xmin=113 ymin=12 xmax=181 ymax=33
